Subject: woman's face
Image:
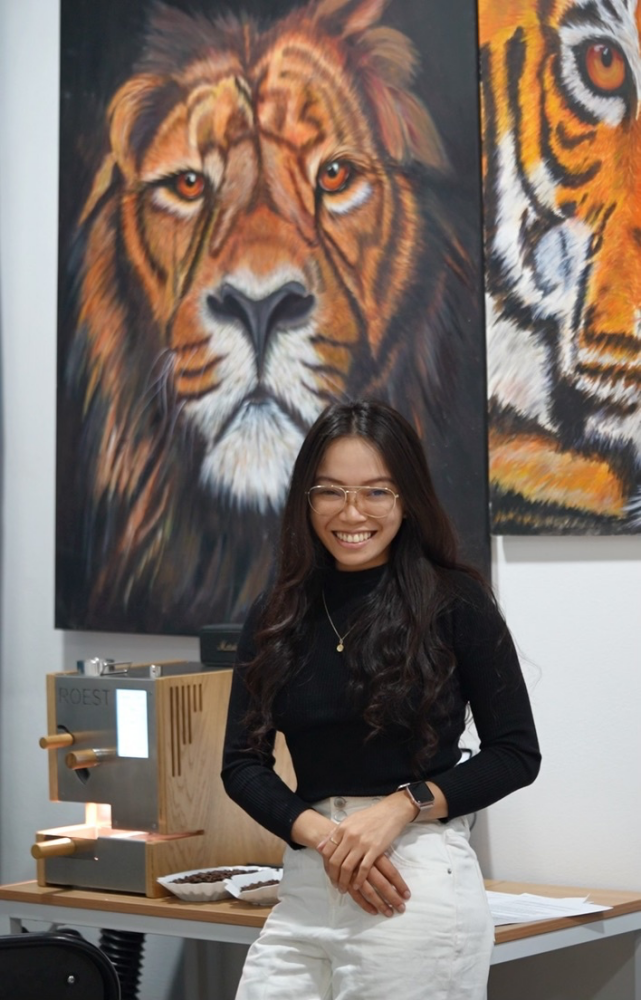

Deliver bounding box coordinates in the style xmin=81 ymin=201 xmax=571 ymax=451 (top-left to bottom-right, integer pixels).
xmin=309 ymin=435 xmax=404 ymax=571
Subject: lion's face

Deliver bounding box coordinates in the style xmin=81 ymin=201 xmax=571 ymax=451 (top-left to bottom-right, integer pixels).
xmin=85 ymin=3 xmax=434 ymax=513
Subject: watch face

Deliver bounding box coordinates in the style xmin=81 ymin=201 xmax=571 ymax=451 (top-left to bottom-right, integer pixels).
xmin=410 ymin=782 xmax=435 ymax=807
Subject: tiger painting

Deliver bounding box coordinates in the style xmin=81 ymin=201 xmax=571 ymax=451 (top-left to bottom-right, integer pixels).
xmin=480 ymin=0 xmax=641 ymax=533
xmin=56 ymin=0 xmax=487 ymax=633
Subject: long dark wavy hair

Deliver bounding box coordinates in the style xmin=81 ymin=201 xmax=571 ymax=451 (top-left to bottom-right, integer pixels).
xmin=243 ymin=399 xmax=489 ymax=771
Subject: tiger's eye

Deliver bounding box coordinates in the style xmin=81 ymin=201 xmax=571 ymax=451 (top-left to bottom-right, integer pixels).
xmin=584 ymin=43 xmax=626 ymax=92
xmin=318 ymin=160 xmax=352 ymax=194
xmin=173 ymin=171 xmax=206 ymax=201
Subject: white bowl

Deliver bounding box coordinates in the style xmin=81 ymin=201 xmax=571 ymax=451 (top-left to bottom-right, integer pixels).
xmin=224 ymin=868 xmax=283 ymax=905
xmin=157 ymin=866 xmax=265 ymax=902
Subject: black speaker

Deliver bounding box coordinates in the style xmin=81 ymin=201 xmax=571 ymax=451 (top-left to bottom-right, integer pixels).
xmin=199 ymin=624 xmax=242 ymax=669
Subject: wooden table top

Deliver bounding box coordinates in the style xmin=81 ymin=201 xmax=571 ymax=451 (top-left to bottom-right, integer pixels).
xmin=2 ymin=879 xmax=641 ymax=944
xmin=0 ymin=880 xmax=268 ymax=929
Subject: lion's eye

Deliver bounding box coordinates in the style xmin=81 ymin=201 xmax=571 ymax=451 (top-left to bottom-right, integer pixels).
xmin=582 ymin=42 xmax=627 ymax=93
xmin=317 ymin=160 xmax=352 ymax=194
xmin=172 ymin=171 xmax=206 ymax=201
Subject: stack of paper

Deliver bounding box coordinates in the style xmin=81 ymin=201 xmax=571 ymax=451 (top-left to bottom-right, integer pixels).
xmin=487 ymin=892 xmax=612 ymax=927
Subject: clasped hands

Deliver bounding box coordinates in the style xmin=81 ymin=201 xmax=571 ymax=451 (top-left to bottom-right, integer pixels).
xmin=315 ymin=794 xmax=416 ymax=918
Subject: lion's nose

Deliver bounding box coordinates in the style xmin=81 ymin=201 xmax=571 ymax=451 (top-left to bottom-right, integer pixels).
xmin=207 ymin=281 xmax=315 ymax=374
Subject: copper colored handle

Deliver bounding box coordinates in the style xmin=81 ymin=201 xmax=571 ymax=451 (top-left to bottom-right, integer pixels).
xmin=31 ymin=837 xmax=76 ymax=859
xmin=65 ymin=748 xmax=114 ymax=769
xmin=39 ymin=732 xmax=74 ymax=750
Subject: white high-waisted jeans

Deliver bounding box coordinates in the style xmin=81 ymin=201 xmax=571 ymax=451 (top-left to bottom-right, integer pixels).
xmin=235 ymin=795 xmax=494 ymax=1000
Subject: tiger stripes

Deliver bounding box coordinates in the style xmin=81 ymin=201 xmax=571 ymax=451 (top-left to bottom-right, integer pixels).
xmin=480 ymin=0 xmax=641 ymax=532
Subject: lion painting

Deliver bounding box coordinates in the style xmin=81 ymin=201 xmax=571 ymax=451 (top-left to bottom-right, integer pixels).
xmin=56 ymin=0 xmax=487 ymax=633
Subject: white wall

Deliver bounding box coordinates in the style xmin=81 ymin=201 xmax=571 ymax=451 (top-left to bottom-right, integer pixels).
xmin=1 ymin=2 xmax=640 ymax=999
xmin=479 ymin=535 xmax=641 ymax=891
xmin=481 ymin=537 xmax=641 ymax=999
xmin=0 ymin=5 xmax=198 ymax=995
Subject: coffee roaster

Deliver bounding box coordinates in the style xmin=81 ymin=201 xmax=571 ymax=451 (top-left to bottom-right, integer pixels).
xmin=34 ymin=658 xmax=293 ymax=897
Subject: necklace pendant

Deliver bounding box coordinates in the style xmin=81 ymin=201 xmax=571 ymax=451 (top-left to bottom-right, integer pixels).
xmin=336 ymin=643 xmax=344 ymax=652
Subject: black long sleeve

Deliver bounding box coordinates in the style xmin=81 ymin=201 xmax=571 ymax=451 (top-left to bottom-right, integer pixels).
xmin=221 ymin=565 xmax=540 ymax=845
xmin=423 ymin=571 xmax=541 ymax=817
xmin=220 ymin=598 xmax=314 ymax=845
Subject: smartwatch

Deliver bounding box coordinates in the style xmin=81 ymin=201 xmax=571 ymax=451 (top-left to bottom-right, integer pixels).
xmin=397 ymin=781 xmax=435 ymax=817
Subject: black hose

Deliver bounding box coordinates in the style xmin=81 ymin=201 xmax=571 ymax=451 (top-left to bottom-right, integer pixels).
xmin=99 ymin=928 xmax=145 ymax=1000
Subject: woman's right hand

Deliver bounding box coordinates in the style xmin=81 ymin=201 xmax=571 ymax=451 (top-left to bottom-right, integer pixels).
xmin=346 ymin=853 xmax=409 ymax=917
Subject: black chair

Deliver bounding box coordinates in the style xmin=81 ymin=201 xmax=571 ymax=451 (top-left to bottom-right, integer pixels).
xmin=0 ymin=930 xmax=121 ymax=1000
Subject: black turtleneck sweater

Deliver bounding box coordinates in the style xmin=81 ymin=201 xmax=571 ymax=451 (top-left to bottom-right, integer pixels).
xmin=221 ymin=564 xmax=540 ymax=847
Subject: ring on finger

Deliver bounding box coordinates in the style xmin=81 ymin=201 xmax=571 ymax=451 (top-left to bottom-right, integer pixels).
xmin=329 ymin=837 xmax=340 ymax=845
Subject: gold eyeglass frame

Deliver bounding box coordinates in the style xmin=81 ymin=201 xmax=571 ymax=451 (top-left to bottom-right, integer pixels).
xmin=306 ymin=485 xmax=400 ymax=518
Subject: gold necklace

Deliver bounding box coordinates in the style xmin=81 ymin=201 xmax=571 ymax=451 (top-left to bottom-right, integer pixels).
xmin=322 ymin=591 xmax=356 ymax=653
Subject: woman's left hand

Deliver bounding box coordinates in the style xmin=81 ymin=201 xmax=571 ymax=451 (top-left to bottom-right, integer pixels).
xmin=317 ymin=792 xmax=417 ymax=894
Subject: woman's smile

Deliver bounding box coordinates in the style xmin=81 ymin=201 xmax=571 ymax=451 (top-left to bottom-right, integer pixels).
xmin=333 ymin=530 xmax=376 ymax=545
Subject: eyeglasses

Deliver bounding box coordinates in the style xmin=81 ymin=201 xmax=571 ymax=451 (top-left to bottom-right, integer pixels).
xmin=306 ymin=485 xmax=399 ymax=518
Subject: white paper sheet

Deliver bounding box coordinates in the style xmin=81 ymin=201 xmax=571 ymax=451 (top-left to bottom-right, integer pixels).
xmin=487 ymin=891 xmax=612 ymax=926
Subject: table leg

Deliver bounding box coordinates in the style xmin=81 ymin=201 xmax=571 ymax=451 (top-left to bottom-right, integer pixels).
xmin=183 ymin=939 xmax=249 ymax=999
xmin=634 ymin=928 xmax=641 ymax=1000
xmin=183 ymin=939 xmax=207 ymax=999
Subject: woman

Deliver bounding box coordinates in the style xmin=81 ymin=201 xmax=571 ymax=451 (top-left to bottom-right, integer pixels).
xmin=221 ymin=399 xmax=540 ymax=1000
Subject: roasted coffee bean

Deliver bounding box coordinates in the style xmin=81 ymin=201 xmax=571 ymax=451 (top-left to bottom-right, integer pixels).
xmin=241 ymin=879 xmax=280 ymax=891
xmin=171 ymin=867 xmax=259 ymax=885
